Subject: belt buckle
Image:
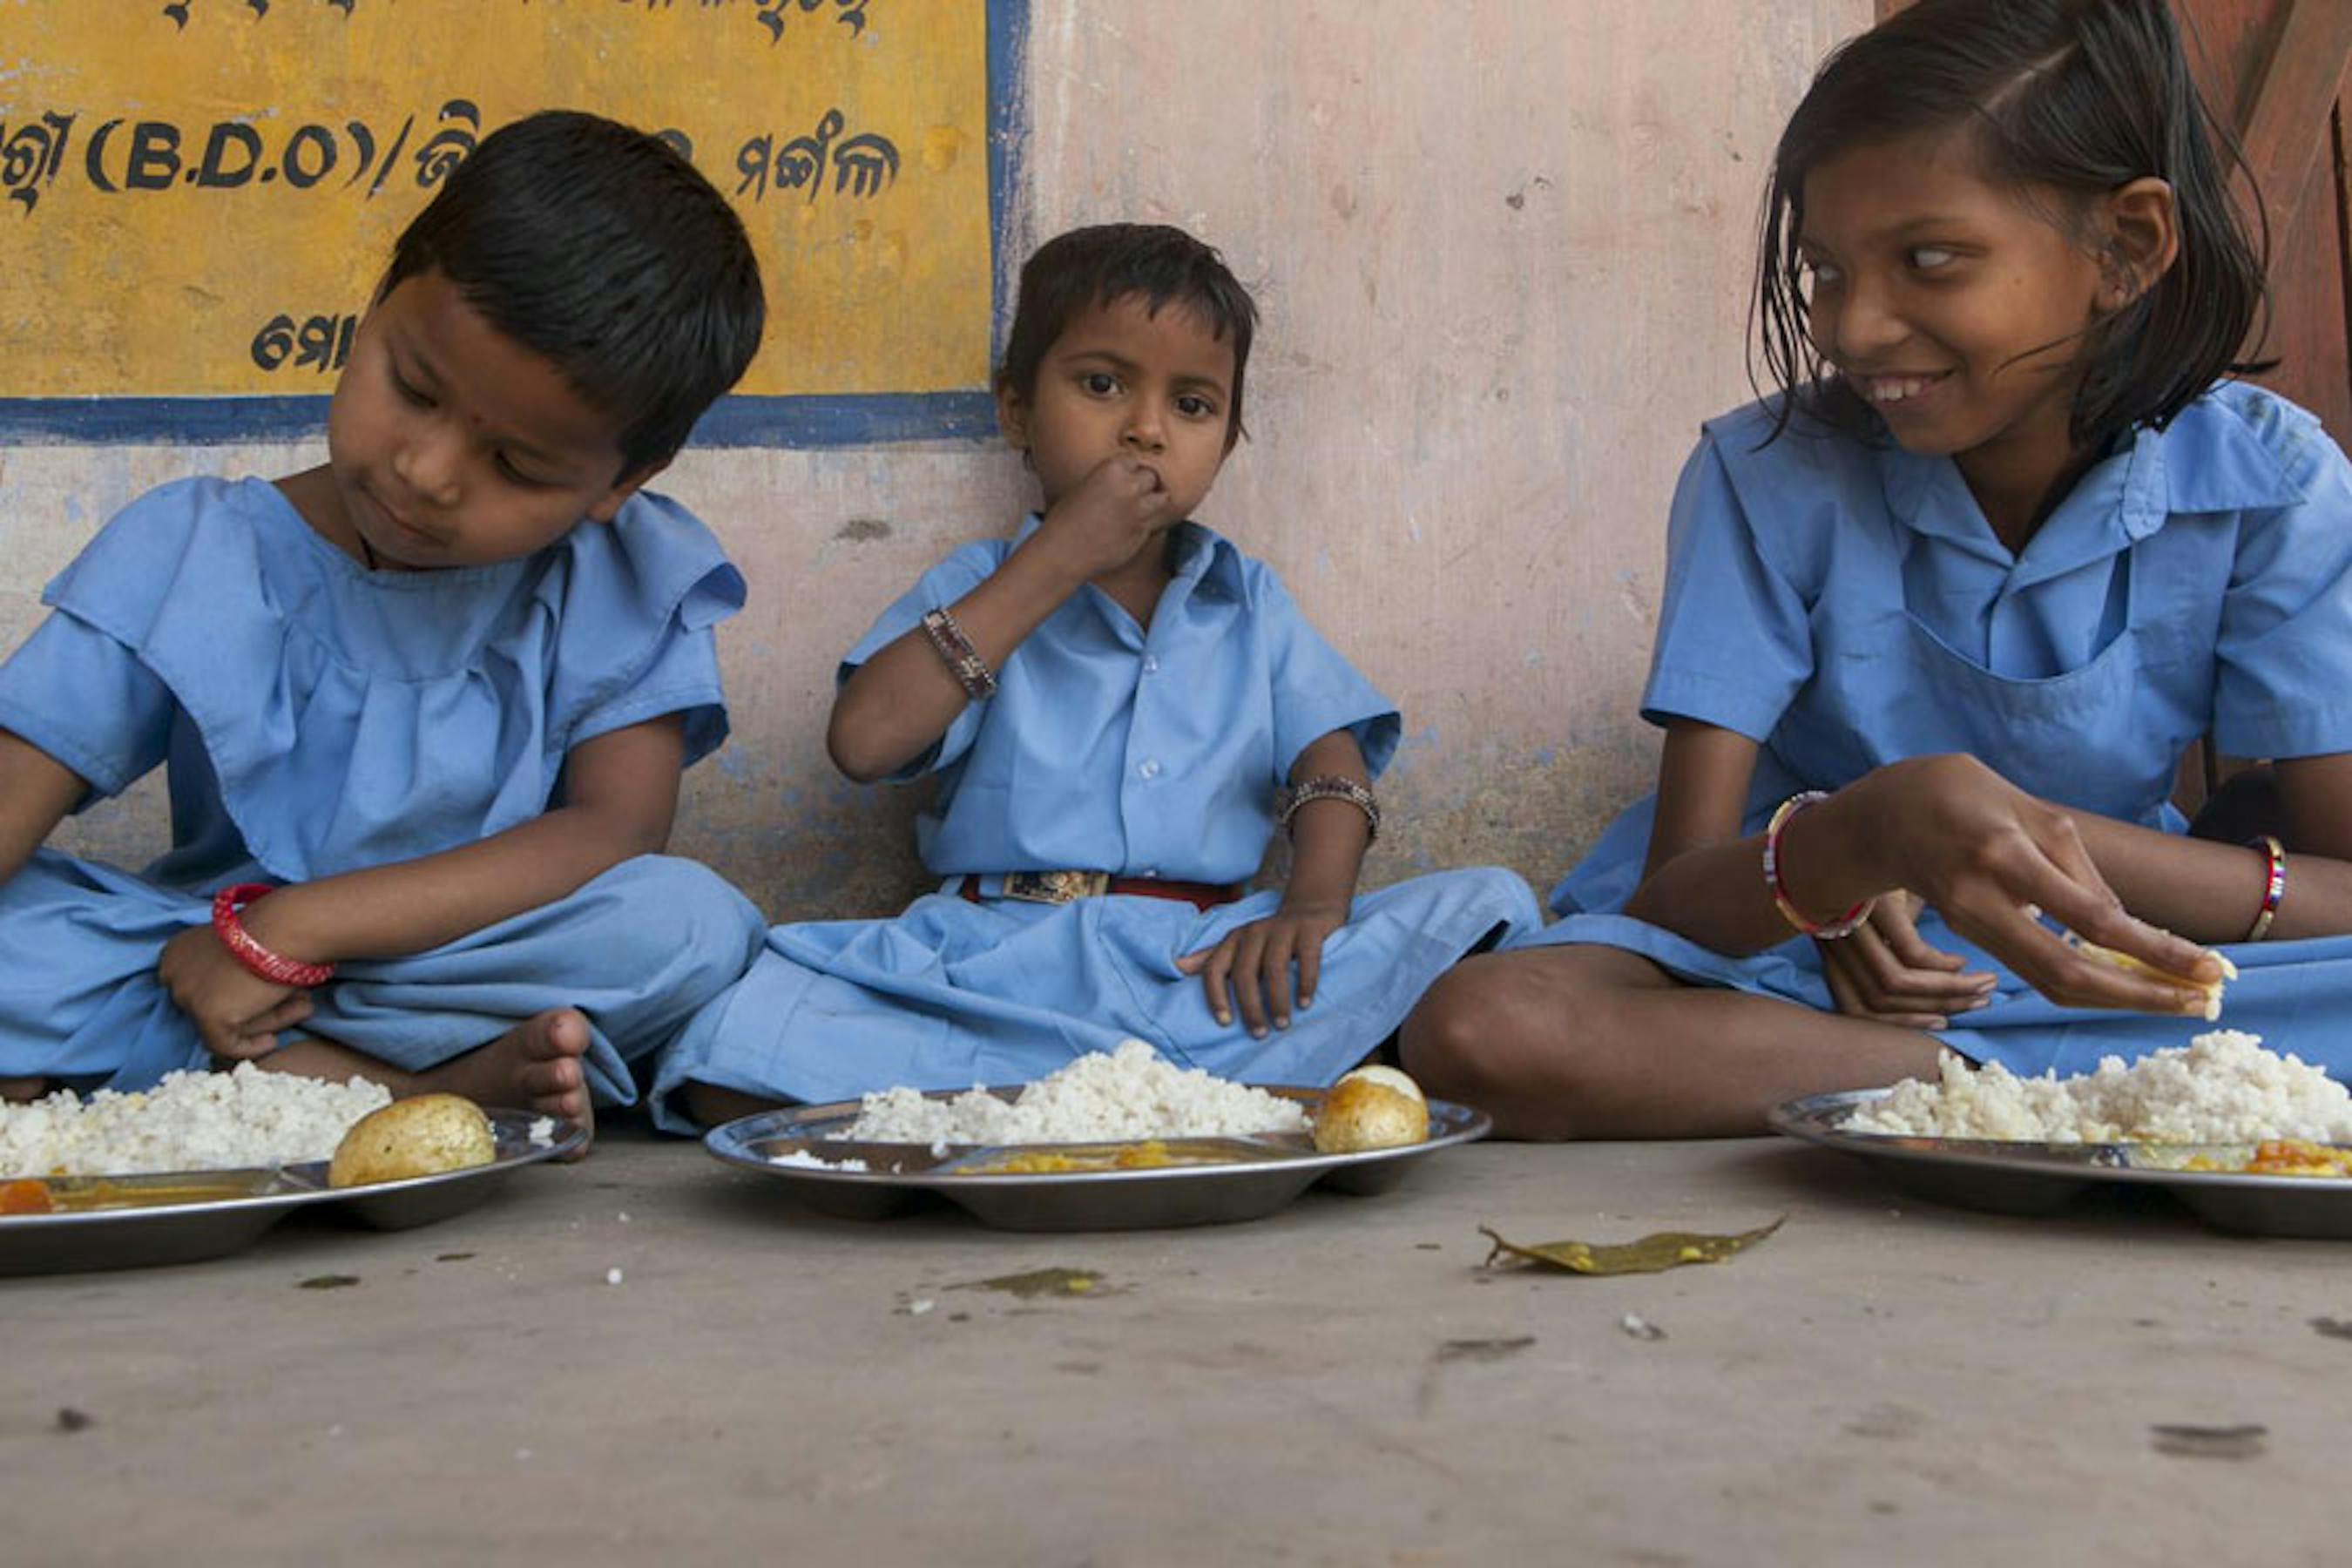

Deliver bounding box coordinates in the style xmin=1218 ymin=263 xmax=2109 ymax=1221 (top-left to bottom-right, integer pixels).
xmin=1002 ymin=869 xmax=1111 ymax=905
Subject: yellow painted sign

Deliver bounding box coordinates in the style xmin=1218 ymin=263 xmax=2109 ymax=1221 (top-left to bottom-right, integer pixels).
xmin=0 ymin=0 xmax=996 ymax=403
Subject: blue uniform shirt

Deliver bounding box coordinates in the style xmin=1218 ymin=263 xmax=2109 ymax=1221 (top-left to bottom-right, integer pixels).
xmin=0 ymin=476 xmax=742 ymax=892
xmin=844 ymin=517 xmax=1401 ymax=886
xmin=1558 ymin=381 xmax=2352 ymax=917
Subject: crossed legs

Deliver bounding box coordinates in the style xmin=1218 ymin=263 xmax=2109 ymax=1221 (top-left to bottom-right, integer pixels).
xmin=1400 ymin=943 xmax=1945 ymax=1139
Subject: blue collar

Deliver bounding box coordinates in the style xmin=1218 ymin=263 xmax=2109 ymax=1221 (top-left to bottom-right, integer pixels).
xmin=1876 ymin=383 xmax=2308 ymax=589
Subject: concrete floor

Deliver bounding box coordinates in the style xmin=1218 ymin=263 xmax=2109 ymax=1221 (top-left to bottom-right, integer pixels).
xmin=5 ymin=1129 xmax=2347 ymax=1566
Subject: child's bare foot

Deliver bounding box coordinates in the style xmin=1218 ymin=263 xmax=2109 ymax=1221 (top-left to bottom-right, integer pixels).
xmin=416 ymin=1009 xmax=598 ymax=1151
xmin=1 ymin=1077 xmax=48 ymax=1104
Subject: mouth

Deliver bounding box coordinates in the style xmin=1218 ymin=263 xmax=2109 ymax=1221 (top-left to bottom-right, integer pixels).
xmin=1847 ymin=369 xmax=1954 ymax=409
xmin=360 ymin=485 xmax=443 ymax=551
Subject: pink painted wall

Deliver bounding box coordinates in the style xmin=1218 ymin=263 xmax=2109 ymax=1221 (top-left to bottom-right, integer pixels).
xmin=3 ymin=0 xmax=1871 ymax=918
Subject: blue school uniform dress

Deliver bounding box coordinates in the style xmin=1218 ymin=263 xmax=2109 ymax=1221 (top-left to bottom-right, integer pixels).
xmin=654 ymin=517 xmax=1539 ymax=1124
xmin=0 ymin=476 xmax=766 ymax=1104
xmin=1516 ymin=382 xmax=2352 ymax=1079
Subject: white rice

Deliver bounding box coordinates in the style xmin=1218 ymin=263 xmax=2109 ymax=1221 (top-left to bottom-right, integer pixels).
xmin=1846 ymin=1031 xmax=2352 ymax=1143
xmin=768 ymin=1149 xmax=869 ymax=1173
xmin=834 ymin=1038 xmax=1309 ymax=1145
xmin=0 ymin=1064 xmax=392 ymax=1178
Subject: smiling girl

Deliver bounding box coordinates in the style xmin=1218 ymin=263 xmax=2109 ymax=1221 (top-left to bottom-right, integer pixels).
xmin=1402 ymin=0 xmax=2352 ymax=1136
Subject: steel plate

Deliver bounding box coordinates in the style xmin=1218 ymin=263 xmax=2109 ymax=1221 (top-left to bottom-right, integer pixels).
xmin=1768 ymin=1089 xmax=2352 ymax=1238
xmin=0 ymin=1109 xmax=587 ymax=1274
xmin=706 ymin=1086 xmax=1490 ymax=1232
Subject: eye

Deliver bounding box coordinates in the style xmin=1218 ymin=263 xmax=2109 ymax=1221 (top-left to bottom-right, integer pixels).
xmin=389 ymin=366 xmax=433 ymax=408
xmin=1800 ymin=256 xmax=1842 ymax=290
xmin=1174 ymin=393 xmax=1219 ymax=420
xmin=1909 ymin=245 xmax=1957 ymax=272
xmin=493 ymin=453 xmax=547 ymax=486
xmin=1079 ymin=371 xmax=1121 ymax=396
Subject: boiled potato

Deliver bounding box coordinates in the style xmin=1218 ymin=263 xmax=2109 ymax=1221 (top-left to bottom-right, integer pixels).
xmin=328 ymin=1094 xmax=497 ymax=1188
xmin=2064 ymin=932 xmax=2238 ymax=1021
xmin=1312 ymin=1064 xmax=1429 ymax=1152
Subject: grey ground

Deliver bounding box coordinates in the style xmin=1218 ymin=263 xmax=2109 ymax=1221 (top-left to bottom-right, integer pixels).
xmin=6 ymin=1130 xmax=2346 ymax=1566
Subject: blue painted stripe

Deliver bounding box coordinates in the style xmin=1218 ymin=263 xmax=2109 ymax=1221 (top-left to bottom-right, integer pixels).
xmin=0 ymin=0 xmax=1032 ymax=451
xmin=0 ymin=391 xmax=1004 ymax=448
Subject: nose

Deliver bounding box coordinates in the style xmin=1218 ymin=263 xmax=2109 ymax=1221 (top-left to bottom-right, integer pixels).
xmin=1122 ymin=400 xmax=1166 ymax=453
xmin=1826 ymin=271 xmax=1908 ymax=366
xmin=390 ymin=418 xmax=463 ymax=508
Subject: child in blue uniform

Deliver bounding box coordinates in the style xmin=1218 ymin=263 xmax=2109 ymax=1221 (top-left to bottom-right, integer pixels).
xmin=0 ymin=112 xmax=769 ymax=1136
xmin=666 ymin=224 xmax=1538 ymax=1126
xmin=1405 ymin=0 xmax=2352 ymax=1137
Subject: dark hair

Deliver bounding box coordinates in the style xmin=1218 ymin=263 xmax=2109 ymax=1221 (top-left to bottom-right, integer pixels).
xmin=382 ymin=109 xmax=765 ymax=474
xmin=996 ymin=223 xmax=1260 ymax=444
xmin=1753 ymin=0 xmax=2269 ymax=456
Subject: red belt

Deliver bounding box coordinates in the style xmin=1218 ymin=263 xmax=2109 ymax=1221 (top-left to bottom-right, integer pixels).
xmin=956 ymin=872 xmax=1240 ymax=913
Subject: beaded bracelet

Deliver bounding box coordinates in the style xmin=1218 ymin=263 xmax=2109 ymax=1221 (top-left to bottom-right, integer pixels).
xmin=1278 ymin=775 xmax=1381 ymax=844
xmin=1761 ymin=790 xmax=1876 ymax=940
xmin=2243 ymin=834 xmax=2287 ymax=942
xmin=919 ymin=607 xmax=998 ymax=700
xmin=211 ymin=883 xmax=336 ymax=988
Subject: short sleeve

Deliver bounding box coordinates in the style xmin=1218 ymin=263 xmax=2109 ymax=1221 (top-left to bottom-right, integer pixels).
xmin=1639 ymin=435 xmax=1815 ymax=740
xmin=840 ymin=540 xmax=1008 ymax=781
xmin=1259 ymin=569 xmax=1401 ymax=780
xmin=0 ymin=610 xmax=175 ymax=801
xmin=2211 ymin=440 xmax=2352 ymax=760
xmin=568 ymin=621 xmax=729 ymax=766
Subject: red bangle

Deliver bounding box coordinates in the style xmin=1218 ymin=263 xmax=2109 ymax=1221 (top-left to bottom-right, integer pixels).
xmin=2243 ymin=835 xmax=2286 ymax=943
xmin=1762 ymin=790 xmax=1876 ymax=940
xmin=210 ymin=883 xmax=335 ymax=987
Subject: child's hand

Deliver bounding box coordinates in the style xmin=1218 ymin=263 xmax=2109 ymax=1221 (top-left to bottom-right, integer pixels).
xmin=1031 ymin=454 xmax=1177 ymax=581
xmin=1817 ymin=889 xmax=1997 ymax=1029
xmin=1848 ymin=754 xmax=2223 ymax=1016
xmin=156 ymin=924 xmax=316 ymax=1061
xmin=1177 ymin=899 xmax=1350 ymax=1038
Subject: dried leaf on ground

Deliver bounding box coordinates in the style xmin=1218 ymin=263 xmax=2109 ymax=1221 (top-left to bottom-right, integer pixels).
xmin=1478 ymin=1218 xmax=1784 ymax=1276
xmin=947 ymin=1267 xmax=1112 ymax=1299
xmin=2149 ymin=1423 xmax=2267 ymax=1460
xmin=1432 ymin=1336 xmax=1536 ymax=1364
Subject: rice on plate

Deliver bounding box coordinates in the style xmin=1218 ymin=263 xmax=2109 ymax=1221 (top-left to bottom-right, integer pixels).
xmin=1847 ymin=1030 xmax=2352 ymax=1144
xmin=834 ymin=1038 xmax=1308 ymax=1146
xmin=1 ymin=1064 xmax=391 ymax=1179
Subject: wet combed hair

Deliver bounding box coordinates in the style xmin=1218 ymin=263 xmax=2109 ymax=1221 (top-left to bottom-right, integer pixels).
xmin=996 ymin=224 xmax=1260 ymax=445
xmin=382 ymin=109 xmax=766 ymax=475
xmin=1753 ymin=0 xmax=2270 ymax=455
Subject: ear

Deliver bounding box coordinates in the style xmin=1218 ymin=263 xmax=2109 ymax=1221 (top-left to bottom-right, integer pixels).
xmin=994 ymin=382 xmax=1031 ymax=454
xmin=2098 ymin=177 xmax=2180 ymax=311
xmin=584 ymin=456 xmax=671 ymax=524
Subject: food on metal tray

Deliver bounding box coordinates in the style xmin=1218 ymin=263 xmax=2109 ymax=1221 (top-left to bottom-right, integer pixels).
xmin=1312 ymin=1064 xmax=1429 ymax=1153
xmin=2182 ymin=1139 xmax=2352 ymax=1178
xmin=328 ymin=1094 xmax=496 ymax=1188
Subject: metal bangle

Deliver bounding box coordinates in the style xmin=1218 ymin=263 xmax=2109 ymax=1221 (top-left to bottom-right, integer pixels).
xmin=1277 ymin=775 xmax=1381 ymax=843
xmin=919 ymin=606 xmax=998 ymax=700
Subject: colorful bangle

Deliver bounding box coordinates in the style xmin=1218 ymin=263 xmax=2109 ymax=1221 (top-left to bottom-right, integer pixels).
xmin=1762 ymin=790 xmax=1875 ymax=940
xmin=210 ymin=883 xmax=335 ymax=988
xmin=2243 ymin=834 xmax=2287 ymax=942
xmin=919 ymin=606 xmax=998 ymax=700
xmin=1278 ymin=775 xmax=1381 ymax=844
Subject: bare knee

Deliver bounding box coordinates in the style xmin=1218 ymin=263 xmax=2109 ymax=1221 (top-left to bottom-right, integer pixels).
xmin=1402 ymin=949 xmax=1640 ymax=1139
